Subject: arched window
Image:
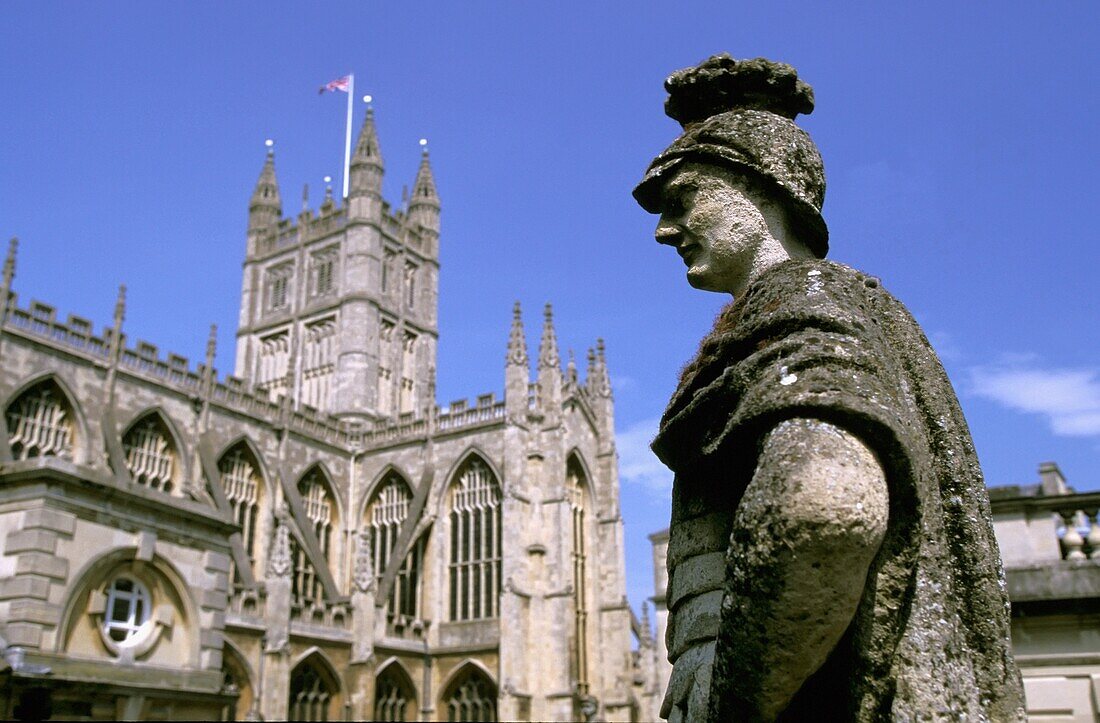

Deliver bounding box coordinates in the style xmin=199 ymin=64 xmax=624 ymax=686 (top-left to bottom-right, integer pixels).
xmin=366 ymin=472 xmax=424 ymax=624
xmin=568 ymin=456 xmax=591 ymax=700
xmin=121 ymin=414 xmax=178 ymax=493
xmin=292 ymin=469 xmax=336 ymax=606
xmin=221 ymin=644 xmax=255 ymax=721
xmin=448 ymin=457 xmax=501 ymax=621
xmin=374 ymin=662 xmax=417 ymax=721
xmin=442 ymin=666 xmax=497 ymax=722
xmin=219 ymin=444 xmax=265 ymax=583
xmin=5 ymin=379 xmax=75 ymax=460
xmin=288 ymin=654 xmax=340 ymax=722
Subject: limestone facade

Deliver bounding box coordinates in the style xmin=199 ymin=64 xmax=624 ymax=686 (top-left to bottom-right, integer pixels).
xmin=0 ymin=109 xmax=651 ymax=721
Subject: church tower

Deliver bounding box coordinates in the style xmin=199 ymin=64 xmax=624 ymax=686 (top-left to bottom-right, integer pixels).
xmin=233 ymin=111 xmax=440 ymax=424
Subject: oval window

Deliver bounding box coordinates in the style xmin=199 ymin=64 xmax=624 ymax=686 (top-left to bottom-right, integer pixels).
xmin=104 ymin=576 xmax=151 ymax=645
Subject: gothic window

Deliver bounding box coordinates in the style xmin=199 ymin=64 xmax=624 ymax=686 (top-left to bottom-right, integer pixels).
xmin=221 ymin=644 xmax=255 ymax=722
xmin=4 ymin=380 xmax=75 ymax=460
xmin=404 ymin=263 xmax=417 ymax=309
xmin=378 ymin=321 xmax=395 ymax=417
xmin=121 ymin=414 xmax=178 ymax=494
xmin=301 ymin=318 xmax=337 ymax=410
xmin=292 ymin=469 xmax=337 ymax=606
xmin=399 ymin=332 xmax=417 ymax=415
xmin=256 ymin=330 xmax=290 ymax=400
xmin=442 ymin=666 xmax=497 ymax=722
xmin=366 ymin=473 xmax=423 ymax=623
xmin=219 ymin=445 xmax=264 ymax=583
xmin=374 ymin=663 xmax=417 ymax=721
xmin=568 ymin=456 xmax=591 ymax=698
xmin=448 ymin=457 xmax=501 ymax=621
xmin=265 ymin=263 xmax=294 ymax=312
xmin=103 ymin=576 xmax=151 ymax=645
xmin=382 ymin=249 xmax=396 ymax=294
xmin=310 ymin=247 xmax=338 ymax=297
xmin=288 ymin=654 xmax=340 ymax=722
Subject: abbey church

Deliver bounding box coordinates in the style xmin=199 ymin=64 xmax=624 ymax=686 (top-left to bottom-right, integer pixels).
xmin=0 ymin=109 xmax=660 ymax=721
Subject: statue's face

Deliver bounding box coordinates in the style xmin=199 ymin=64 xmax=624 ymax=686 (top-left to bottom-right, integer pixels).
xmin=654 ymin=162 xmax=777 ymax=294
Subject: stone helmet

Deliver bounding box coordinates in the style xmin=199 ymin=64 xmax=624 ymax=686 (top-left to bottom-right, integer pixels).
xmin=633 ymin=55 xmax=829 ymax=258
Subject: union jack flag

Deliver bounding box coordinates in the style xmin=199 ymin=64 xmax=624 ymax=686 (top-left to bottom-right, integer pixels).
xmin=318 ymin=76 xmax=350 ymax=94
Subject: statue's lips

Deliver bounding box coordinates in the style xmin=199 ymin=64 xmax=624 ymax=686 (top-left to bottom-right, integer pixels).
xmin=678 ymin=243 xmax=700 ymax=266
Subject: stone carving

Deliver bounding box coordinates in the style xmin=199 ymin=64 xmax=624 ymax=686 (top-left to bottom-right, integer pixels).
xmin=635 ymin=54 xmax=1025 ymax=721
xmin=352 ymin=528 xmax=374 ymax=593
xmin=267 ymin=516 xmax=292 ymax=578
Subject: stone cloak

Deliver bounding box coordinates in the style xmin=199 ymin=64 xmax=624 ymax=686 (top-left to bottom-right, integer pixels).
xmin=652 ymin=258 xmax=1025 ymax=720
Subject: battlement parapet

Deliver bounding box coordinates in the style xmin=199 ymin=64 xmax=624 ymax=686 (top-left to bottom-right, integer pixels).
xmin=2 ymin=295 xmax=507 ymax=450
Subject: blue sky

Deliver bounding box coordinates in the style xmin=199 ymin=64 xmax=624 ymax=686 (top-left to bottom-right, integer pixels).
xmin=3 ymin=2 xmax=1099 ymax=617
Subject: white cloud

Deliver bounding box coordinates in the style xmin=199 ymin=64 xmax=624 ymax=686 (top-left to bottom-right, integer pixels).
xmin=968 ymin=362 xmax=1100 ymax=436
xmin=616 ymin=417 xmax=673 ymax=496
xmin=611 ymin=375 xmax=636 ymax=393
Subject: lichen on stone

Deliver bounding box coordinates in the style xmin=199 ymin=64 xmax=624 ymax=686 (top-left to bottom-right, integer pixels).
xmin=664 ymin=54 xmax=815 ymax=126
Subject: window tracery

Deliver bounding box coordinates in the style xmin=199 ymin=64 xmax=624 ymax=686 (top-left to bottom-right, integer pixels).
xmin=568 ymin=457 xmax=591 ymax=699
xmin=219 ymin=446 xmax=264 ymax=582
xmin=292 ymin=470 xmax=336 ymax=606
xmin=310 ymin=247 xmax=338 ymax=297
xmin=301 ymin=317 xmax=336 ymax=410
xmin=378 ymin=321 xmax=395 ymax=417
xmin=448 ymin=458 xmax=501 ymax=621
xmin=366 ymin=473 xmax=424 ymax=624
xmin=104 ymin=576 xmax=151 ymax=645
xmin=122 ymin=416 xmax=177 ymax=493
xmin=5 ymin=381 xmax=75 ymax=460
xmin=382 ymin=249 xmax=396 ymax=294
xmin=399 ymin=332 xmax=417 ymax=415
xmin=404 ymin=262 xmax=417 ymax=309
xmin=288 ymin=656 xmax=338 ymax=722
xmin=265 ymin=263 xmax=294 ymax=312
xmin=374 ymin=664 xmax=416 ymax=721
xmin=256 ymin=330 xmax=290 ymax=401
xmin=443 ymin=667 xmax=497 ymax=722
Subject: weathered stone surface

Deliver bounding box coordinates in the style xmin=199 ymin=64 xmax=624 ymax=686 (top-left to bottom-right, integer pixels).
xmin=14 ymin=551 xmax=68 ymax=580
xmin=637 ymin=53 xmax=1025 ymax=721
xmin=22 ymin=507 xmax=76 ymax=535
xmin=667 ymin=551 xmax=724 ymax=609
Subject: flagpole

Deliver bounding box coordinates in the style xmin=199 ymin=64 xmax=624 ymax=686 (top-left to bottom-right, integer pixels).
xmin=343 ymin=74 xmax=354 ymax=199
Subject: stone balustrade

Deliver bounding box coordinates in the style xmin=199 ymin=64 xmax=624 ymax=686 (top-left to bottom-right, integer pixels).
xmin=991 ymin=489 xmax=1100 ymax=565
xmin=1055 ymin=502 xmax=1100 ymax=560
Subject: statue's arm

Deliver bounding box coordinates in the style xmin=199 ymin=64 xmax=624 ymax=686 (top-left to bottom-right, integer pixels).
xmin=713 ymin=417 xmax=888 ymax=720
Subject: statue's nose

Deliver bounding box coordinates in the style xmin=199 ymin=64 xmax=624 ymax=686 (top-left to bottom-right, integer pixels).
xmin=655 ymin=219 xmax=682 ymax=246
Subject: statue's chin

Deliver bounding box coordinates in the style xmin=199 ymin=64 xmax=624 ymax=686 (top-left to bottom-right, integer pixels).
xmin=687 ymin=269 xmax=730 ymax=294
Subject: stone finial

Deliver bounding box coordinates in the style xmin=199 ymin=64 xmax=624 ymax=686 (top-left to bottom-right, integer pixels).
xmin=352 ymin=106 xmax=384 ymax=169
xmin=566 ymin=349 xmax=578 ymax=386
xmin=353 ymin=529 xmax=374 ymax=593
xmin=205 ymin=324 xmax=218 ymax=370
xmin=585 ymin=347 xmax=597 ymax=394
xmin=538 ymin=303 xmax=560 ymax=370
xmin=507 ymin=301 xmax=528 ymax=366
xmin=112 ymin=284 xmax=127 ymax=329
xmin=2 ymin=237 xmax=17 ymax=290
xmin=410 ymin=144 xmax=439 ymax=207
xmin=268 ymin=519 xmax=292 ymax=578
xmin=301 ymin=183 xmax=310 ymax=213
xmin=640 ymin=601 xmax=653 ymax=646
xmin=248 ymin=144 xmax=282 ymax=228
xmin=593 ymin=338 xmax=612 ymax=397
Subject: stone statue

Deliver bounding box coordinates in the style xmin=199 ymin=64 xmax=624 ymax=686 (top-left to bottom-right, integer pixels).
xmin=634 ymin=55 xmax=1025 ymax=721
